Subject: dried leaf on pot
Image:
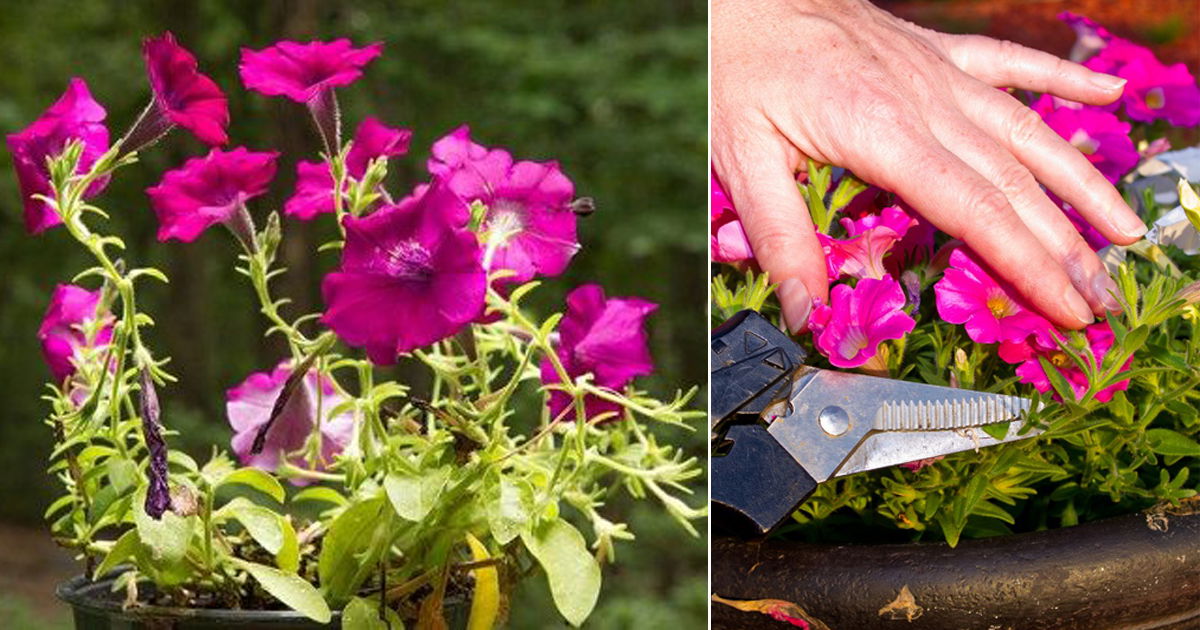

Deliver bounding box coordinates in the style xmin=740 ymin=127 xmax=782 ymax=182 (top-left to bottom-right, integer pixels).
xmin=877 ymin=584 xmax=924 ymax=622
xmin=711 ymin=593 xmax=831 ymax=629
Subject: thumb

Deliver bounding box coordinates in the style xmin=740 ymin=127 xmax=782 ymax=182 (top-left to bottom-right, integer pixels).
xmin=716 ymin=145 xmax=829 ymax=333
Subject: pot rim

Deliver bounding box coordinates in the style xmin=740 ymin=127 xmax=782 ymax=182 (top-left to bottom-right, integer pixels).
xmin=56 ymin=568 xmax=341 ymax=622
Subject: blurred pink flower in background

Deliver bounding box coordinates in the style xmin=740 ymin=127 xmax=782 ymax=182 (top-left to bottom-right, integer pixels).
xmin=711 ymin=169 xmax=753 ymax=263
xmin=146 ymin=147 xmax=278 ymax=242
xmin=227 ymin=363 xmax=355 ymax=484
xmin=429 ymin=126 xmax=579 ymax=284
xmin=321 ymin=181 xmax=485 ymax=364
xmin=541 ymin=284 xmax=657 ymax=421
xmin=1032 ymin=95 xmax=1138 ymax=184
xmin=6 ymin=78 xmax=110 ymax=234
xmin=1075 ymin=30 xmax=1200 ymax=127
xmin=142 ymin=32 xmax=229 ymax=146
xmin=935 ymin=248 xmax=1052 ymax=345
xmin=239 ymin=39 xmax=383 ymax=103
xmin=38 ymin=284 xmax=113 ymax=383
xmin=807 ymin=275 xmax=915 ymax=368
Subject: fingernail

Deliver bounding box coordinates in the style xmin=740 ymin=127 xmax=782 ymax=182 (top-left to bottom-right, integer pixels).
xmin=1091 ymin=73 xmax=1127 ymax=92
xmin=1093 ymin=272 xmax=1123 ymax=314
xmin=779 ymin=279 xmax=813 ymax=334
xmin=1112 ymin=204 xmax=1148 ymax=239
xmin=1064 ymin=286 xmax=1094 ymax=326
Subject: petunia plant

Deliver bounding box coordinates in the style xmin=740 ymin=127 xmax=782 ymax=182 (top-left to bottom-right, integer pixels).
xmin=713 ymin=13 xmax=1199 ymax=547
xmin=13 ymin=33 xmax=704 ymax=627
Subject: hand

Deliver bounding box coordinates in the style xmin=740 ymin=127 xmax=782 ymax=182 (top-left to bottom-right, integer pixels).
xmin=712 ymin=0 xmax=1146 ymax=332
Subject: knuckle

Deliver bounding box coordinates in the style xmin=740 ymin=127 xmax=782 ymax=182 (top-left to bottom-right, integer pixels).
xmin=961 ymin=186 xmax=1016 ymax=237
xmin=1006 ymin=104 xmax=1046 ymax=150
xmin=993 ymin=161 xmax=1036 ymax=196
xmin=749 ymin=224 xmax=799 ymax=266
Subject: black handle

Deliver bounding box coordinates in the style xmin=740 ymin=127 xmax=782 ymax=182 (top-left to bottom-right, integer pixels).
xmin=710 ymin=310 xmax=805 ymax=434
xmin=712 ymin=423 xmax=819 ymax=536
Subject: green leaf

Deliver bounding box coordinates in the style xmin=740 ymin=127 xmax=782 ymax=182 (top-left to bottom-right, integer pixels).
xmin=293 ymin=486 xmax=347 ymax=507
xmin=94 ymin=529 xmax=140 ymax=579
xmin=980 ymin=421 xmax=1010 ymax=441
xmin=343 ymin=596 xmax=404 ymax=630
xmin=488 ymin=477 xmax=534 ymax=544
xmin=384 ymin=467 xmax=450 ymax=521
xmin=1145 ymin=428 xmax=1200 ymax=457
xmin=134 ymin=490 xmax=191 ymax=566
xmin=223 ymin=499 xmax=285 ymax=555
xmin=521 ymin=518 xmax=601 ymax=627
xmin=276 ymin=517 xmax=300 ymax=573
xmin=219 ymin=468 xmax=286 ymax=503
xmin=106 ymin=457 xmax=138 ymax=494
xmin=1036 ymin=357 xmax=1076 ymax=402
xmin=240 ymin=560 xmax=332 ymax=623
xmin=319 ymin=497 xmax=393 ymax=605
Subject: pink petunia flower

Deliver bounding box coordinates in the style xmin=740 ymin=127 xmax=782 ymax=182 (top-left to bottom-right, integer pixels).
xmin=807 ymin=276 xmax=915 ymax=368
xmin=1008 ymin=322 xmax=1132 ymax=402
xmin=238 ymin=39 xmax=383 ymax=104
xmin=934 ymin=248 xmax=1052 ymax=345
xmin=1083 ymin=38 xmax=1200 ymax=127
xmin=1032 ymin=95 xmax=1138 ymax=184
xmin=711 ymin=168 xmax=753 ymax=263
xmin=818 ymin=206 xmax=917 ymax=281
xmin=284 ymin=117 xmax=412 ymax=220
xmin=227 ymin=362 xmax=355 ymax=484
xmin=540 ymin=284 xmax=657 ymax=421
xmin=428 ymin=126 xmax=579 ymax=285
xmin=321 ymin=181 xmax=486 ymax=364
xmin=140 ymin=32 xmax=229 ymax=147
xmin=6 ymin=78 xmax=110 ymax=234
xmin=38 ymin=284 xmax=113 ymax=383
xmin=146 ymin=147 xmax=278 ymax=242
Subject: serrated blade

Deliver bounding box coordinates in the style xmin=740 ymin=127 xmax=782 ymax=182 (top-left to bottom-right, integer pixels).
xmin=833 ymin=418 xmax=1043 ymax=477
xmin=874 ymin=394 xmax=1031 ymax=431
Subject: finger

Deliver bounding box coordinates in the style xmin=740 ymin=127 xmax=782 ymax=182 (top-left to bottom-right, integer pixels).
xmin=854 ymin=124 xmax=1094 ymax=329
xmin=956 ymin=84 xmax=1146 ymax=245
xmin=940 ymin=34 xmax=1125 ymax=106
xmin=714 ymin=139 xmax=829 ymax=333
xmin=930 ymin=111 xmax=1121 ymax=315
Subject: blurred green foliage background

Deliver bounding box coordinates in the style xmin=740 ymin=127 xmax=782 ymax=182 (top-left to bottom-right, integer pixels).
xmin=0 ymin=1 xmax=707 ymax=627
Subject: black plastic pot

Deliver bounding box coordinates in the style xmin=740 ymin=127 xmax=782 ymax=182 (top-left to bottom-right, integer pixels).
xmin=58 ymin=572 xmax=468 ymax=629
xmin=712 ymin=510 xmax=1200 ymax=629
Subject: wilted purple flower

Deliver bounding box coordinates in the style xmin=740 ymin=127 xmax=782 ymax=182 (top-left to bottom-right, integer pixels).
xmin=139 ymin=368 xmax=171 ymax=519
xmin=429 ymin=126 xmax=579 ymax=285
xmin=227 ymin=362 xmax=355 ymax=483
xmin=146 ymin=147 xmax=278 ymax=242
xmin=540 ymin=284 xmax=657 ymax=421
xmin=38 ymin=284 xmax=113 ymax=383
xmin=6 ymin=78 xmax=110 ymax=234
xmin=139 ymin=32 xmax=229 ymax=147
xmin=321 ymin=181 xmax=486 ymax=364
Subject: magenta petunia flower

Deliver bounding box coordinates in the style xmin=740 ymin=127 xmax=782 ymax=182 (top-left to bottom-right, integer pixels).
xmin=1032 ymin=95 xmax=1137 ymax=184
xmin=284 ymin=117 xmax=412 ymax=220
xmin=321 ymin=181 xmax=486 ymax=364
xmin=539 ymin=284 xmax=657 ymax=421
xmin=1009 ymin=322 xmax=1132 ymax=402
xmin=38 ymin=284 xmax=113 ymax=383
xmin=428 ymin=126 xmax=579 ymax=285
xmin=238 ymin=39 xmax=383 ymax=104
xmin=142 ymin=32 xmax=229 ymax=146
xmin=6 ymin=78 xmax=110 ymax=234
xmin=227 ymin=362 xmax=355 ymax=483
xmin=935 ymin=248 xmax=1052 ymax=345
xmin=807 ymin=276 xmax=915 ymax=368
xmin=1083 ymin=38 xmax=1200 ymax=127
xmin=818 ymin=206 xmax=916 ymax=280
xmin=711 ymin=168 xmax=753 ymax=263
xmin=146 ymin=147 xmax=278 ymax=242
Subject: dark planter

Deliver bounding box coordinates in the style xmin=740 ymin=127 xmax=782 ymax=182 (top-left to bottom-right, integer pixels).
xmin=58 ymin=571 xmax=469 ymax=629
xmin=712 ymin=510 xmax=1200 ymax=629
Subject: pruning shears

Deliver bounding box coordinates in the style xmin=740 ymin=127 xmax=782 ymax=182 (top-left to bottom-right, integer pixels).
xmin=711 ymin=310 xmax=1042 ymax=535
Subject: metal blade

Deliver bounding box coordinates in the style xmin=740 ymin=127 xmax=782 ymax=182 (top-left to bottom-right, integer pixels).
xmin=766 ymin=367 xmax=1036 ymax=483
xmin=834 ymin=419 xmax=1043 ymax=477
xmin=874 ymin=394 xmax=1031 ymax=431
